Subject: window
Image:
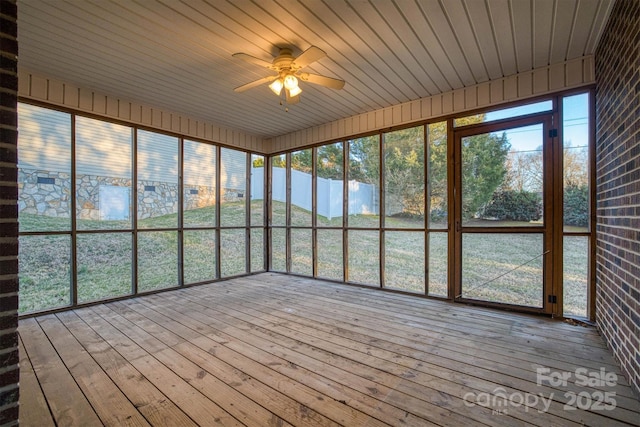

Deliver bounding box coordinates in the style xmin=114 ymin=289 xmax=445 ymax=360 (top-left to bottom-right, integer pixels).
xmin=220 ymin=148 xmax=248 ymax=277
xmin=454 ymin=100 xmax=553 ymax=127
xmin=250 ymin=154 xmax=265 ymax=272
xmin=562 ymin=92 xmax=591 ymax=319
xmin=18 ymin=104 xmax=71 ymax=232
xmin=75 ymin=117 xmax=133 ymax=302
xmin=384 ymin=126 xmax=424 ymax=228
xmin=17 ymin=103 xmax=262 ymax=314
xmin=268 ymin=91 xmax=593 ymax=319
xmin=18 ymin=90 xmax=593 ymax=319
xmin=137 ymin=130 xmax=179 ymax=292
xmin=18 ymin=104 xmax=72 ymax=312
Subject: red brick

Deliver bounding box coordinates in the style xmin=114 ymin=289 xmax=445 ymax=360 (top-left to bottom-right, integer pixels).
xmin=595 ymin=0 xmax=640 ymax=396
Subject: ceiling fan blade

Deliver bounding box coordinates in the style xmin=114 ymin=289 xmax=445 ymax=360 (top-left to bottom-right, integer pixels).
xmin=292 ymin=46 xmax=326 ymax=69
xmin=234 ymin=75 xmax=277 ymax=92
xmin=232 ymin=52 xmax=273 ymax=69
xmin=285 ymin=90 xmax=300 ymax=104
xmin=298 ymin=72 xmax=345 ymax=90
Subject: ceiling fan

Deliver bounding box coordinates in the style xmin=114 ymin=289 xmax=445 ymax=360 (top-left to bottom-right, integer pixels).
xmin=233 ymin=46 xmax=345 ymax=104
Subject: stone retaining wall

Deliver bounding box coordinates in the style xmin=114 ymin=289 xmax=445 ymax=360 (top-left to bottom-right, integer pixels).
xmin=18 ymin=168 xmax=242 ymax=220
xmin=18 ymin=169 xmax=71 ymax=217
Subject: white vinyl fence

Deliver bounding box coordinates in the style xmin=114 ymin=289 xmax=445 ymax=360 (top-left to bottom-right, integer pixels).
xmin=260 ymin=167 xmax=378 ymax=219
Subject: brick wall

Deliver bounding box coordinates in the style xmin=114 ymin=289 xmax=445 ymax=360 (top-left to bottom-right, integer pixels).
xmin=0 ymin=0 xmax=20 ymax=425
xmin=595 ymin=0 xmax=640 ymax=397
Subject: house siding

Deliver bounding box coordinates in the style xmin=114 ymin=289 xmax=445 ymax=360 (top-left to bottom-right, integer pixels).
xmin=0 ymin=0 xmax=20 ymax=425
xmin=17 ymin=70 xmax=267 ymax=153
xmin=267 ymin=56 xmax=597 ymax=153
xmin=595 ymin=0 xmax=640 ymax=397
xmin=17 ymin=103 xmax=249 ymax=221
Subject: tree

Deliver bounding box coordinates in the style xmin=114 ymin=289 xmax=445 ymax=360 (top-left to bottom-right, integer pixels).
xmin=427 ymin=122 xmax=448 ymax=221
xmin=348 ymin=135 xmax=379 ymax=184
xmin=290 ymin=149 xmax=312 ymax=173
xmin=271 ymin=154 xmax=286 ymax=168
xmin=346 ymin=114 xmax=504 ymax=221
xmin=563 ymin=143 xmax=588 ymax=187
xmin=429 ymin=115 xmax=492 ymax=220
xmin=383 ymin=126 xmax=425 ymax=217
xmin=501 ymin=148 xmax=543 ymax=193
xmin=268 ymin=113 xmax=507 ymax=222
xmin=252 ymin=156 xmax=264 ymax=168
xmin=316 ymin=142 xmax=343 ymax=179
xmin=461 ymin=131 xmax=511 ymax=219
xmin=562 ymin=143 xmax=589 ymax=227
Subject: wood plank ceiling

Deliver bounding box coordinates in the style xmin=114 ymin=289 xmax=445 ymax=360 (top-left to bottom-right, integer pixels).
xmin=17 ymin=0 xmax=613 ymax=139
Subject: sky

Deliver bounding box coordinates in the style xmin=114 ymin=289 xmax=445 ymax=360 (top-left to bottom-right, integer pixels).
xmin=484 ymin=93 xmax=590 ymax=152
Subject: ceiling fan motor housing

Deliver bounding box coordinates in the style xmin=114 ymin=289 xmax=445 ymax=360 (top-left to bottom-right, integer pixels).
xmin=233 ymin=45 xmax=344 ymax=96
xmin=272 ymin=48 xmax=298 ymax=74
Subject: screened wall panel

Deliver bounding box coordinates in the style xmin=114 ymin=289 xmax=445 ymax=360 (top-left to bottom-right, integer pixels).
xmin=428 ymin=232 xmax=448 ymax=297
xmin=18 ymin=235 xmax=71 ymax=313
xmin=562 ymin=92 xmax=591 ymax=318
xmin=291 ymin=228 xmax=312 ymax=276
xmin=220 ymin=148 xmax=246 ymax=227
xmin=251 ymin=154 xmax=265 ymax=227
xmin=316 ymin=143 xmax=344 ymax=227
xmin=184 ymin=140 xmax=216 ymax=227
xmin=183 ymin=230 xmax=217 ymax=284
xmin=383 ymin=126 xmax=425 ymax=229
xmin=77 ymin=233 xmax=132 ymax=302
xmin=385 ymin=231 xmax=425 ymax=293
xmin=347 ymin=230 xmax=379 ymax=286
xmin=137 ymin=231 xmax=179 ymax=292
xmin=137 ymin=130 xmax=179 ymax=227
xmin=271 ymin=154 xmax=286 ymax=226
xmin=290 ymin=149 xmax=313 ymax=227
xmin=317 ymin=229 xmax=343 ymax=281
xmin=220 ymin=229 xmax=246 ymax=277
xmin=427 ymin=122 xmax=448 ymax=229
xmin=250 ymin=228 xmax=265 ymax=272
xmin=76 ymin=117 xmax=132 ymax=229
xmin=18 ymin=104 xmax=72 ymax=232
xmin=270 ymin=228 xmax=287 ymax=272
xmin=563 ymin=236 xmax=589 ymax=318
xmin=562 ymin=94 xmax=590 ymax=233
xmin=17 ymin=102 xmax=262 ymax=314
xmin=17 ymin=103 xmax=72 ymax=171
xmin=348 ymin=136 xmax=379 ymax=228
xmin=18 ymin=104 xmax=73 ymax=314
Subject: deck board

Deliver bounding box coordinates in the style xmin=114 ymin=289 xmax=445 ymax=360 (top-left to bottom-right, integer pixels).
xmin=18 ymin=273 xmax=640 ymax=426
xmin=19 ymin=317 xmax=103 ymax=426
xmin=36 ymin=314 xmax=151 ymax=427
xmin=18 ymin=335 xmax=55 ymax=427
xmin=214 ymin=278 xmax=633 ymax=394
xmin=55 ymin=310 xmax=199 ymax=427
xmin=165 ymin=279 xmax=637 ymax=426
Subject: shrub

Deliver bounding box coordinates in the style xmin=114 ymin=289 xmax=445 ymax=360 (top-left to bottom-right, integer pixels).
xmin=429 ymin=207 xmax=447 ymax=223
xmin=483 ymin=191 xmax=542 ymax=222
xmin=564 ymin=185 xmax=589 ymax=227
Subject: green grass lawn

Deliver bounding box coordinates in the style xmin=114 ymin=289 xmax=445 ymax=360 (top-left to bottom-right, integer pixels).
xmin=18 ymin=202 xmax=255 ymax=313
xmin=19 ymin=201 xmax=588 ymax=317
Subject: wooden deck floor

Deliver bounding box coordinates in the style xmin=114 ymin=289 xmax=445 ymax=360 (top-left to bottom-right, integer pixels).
xmin=19 ymin=273 xmax=640 ymax=427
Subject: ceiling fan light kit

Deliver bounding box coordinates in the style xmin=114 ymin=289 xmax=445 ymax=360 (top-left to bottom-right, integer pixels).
xmin=288 ymin=85 xmax=302 ymax=98
xmin=269 ymin=78 xmax=284 ymax=95
xmin=283 ymin=75 xmax=299 ymax=90
xmin=233 ymin=46 xmax=345 ymax=105
xmin=269 ymin=74 xmax=301 ymax=98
